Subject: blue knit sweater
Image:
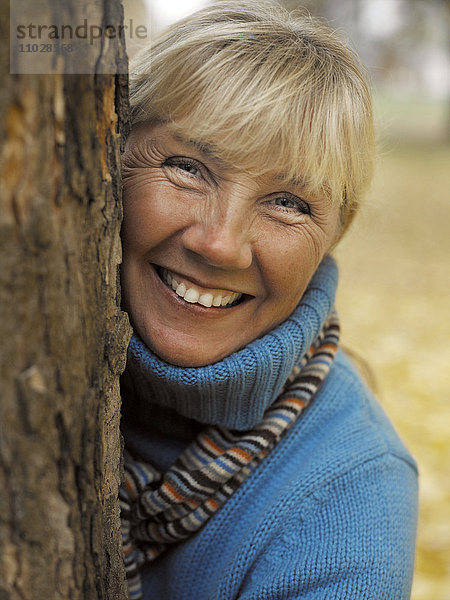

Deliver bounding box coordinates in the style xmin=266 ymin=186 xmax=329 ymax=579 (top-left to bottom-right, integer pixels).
xmin=121 ymin=257 xmax=418 ymax=599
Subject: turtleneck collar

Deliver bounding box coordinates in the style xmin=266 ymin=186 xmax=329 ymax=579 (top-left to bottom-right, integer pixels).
xmin=121 ymin=255 xmax=338 ymax=432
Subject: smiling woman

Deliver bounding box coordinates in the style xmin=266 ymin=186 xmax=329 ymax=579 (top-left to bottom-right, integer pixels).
xmin=119 ymin=3 xmax=418 ymax=600
xmin=121 ymin=122 xmax=340 ymax=366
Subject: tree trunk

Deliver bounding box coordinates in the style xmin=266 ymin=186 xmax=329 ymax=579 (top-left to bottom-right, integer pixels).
xmin=0 ymin=1 xmax=131 ymax=598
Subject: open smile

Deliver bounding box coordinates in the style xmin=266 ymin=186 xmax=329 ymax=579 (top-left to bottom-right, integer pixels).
xmin=154 ymin=266 xmax=250 ymax=309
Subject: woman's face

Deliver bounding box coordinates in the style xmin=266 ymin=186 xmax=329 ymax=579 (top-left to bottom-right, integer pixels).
xmin=121 ymin=122 xmax=341 ymax=367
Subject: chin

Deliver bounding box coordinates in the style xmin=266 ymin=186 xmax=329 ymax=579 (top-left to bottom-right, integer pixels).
xmin=137 ymin=328 xmax=237 ymax=368
xmin=151 ymin=344 xmax=230 ymax=368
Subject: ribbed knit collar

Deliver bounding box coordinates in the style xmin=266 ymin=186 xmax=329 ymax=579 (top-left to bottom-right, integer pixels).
xmin=121 ymin=255 xmax=338 ymax=431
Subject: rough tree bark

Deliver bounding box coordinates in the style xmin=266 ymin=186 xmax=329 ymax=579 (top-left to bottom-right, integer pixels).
xmin=0 ymin=1 xmax=131 ymax=598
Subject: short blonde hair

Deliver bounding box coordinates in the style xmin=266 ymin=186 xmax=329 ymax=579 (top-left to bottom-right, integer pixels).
xmin=129 ymin=0 xmax=375 ymax=232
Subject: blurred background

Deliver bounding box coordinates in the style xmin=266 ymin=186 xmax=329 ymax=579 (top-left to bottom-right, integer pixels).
xmin=123 ymin=1 xmax=450 ymax=598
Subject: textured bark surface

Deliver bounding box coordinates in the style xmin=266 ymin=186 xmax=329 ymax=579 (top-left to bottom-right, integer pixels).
xmin=0 ymin=1 xmax=131 ymax=598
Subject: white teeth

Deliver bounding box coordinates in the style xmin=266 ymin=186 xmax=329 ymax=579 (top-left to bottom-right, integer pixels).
xmin=176 ymin=282 xmax=186 ymax=298
xmin=184 ymin=288 xmax=200 ymax=303
xmin=160 ymin=268 xmax=242 ymax=308
xmin=198 ymin=293 xmax=213 ymax=307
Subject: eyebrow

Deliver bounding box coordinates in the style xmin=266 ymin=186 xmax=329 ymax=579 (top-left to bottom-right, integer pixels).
xmin=173 ymin=132 xmax=232 ymax=172
xmin=173 ymin=132 xmax=307 ymax=189
xmin=174 ymin=133 xmax=216 ymax=158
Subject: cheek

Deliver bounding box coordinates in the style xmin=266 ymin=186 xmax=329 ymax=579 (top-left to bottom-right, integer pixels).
xmin=122 ymin=180 xmax=177 ymax=255
xmin=121 ymin=202 xmax=154 ymax=255
xmin=263 ymin=232 xmax=317 ymax=280
xmin=276 ymin=253 xmax=315 ymax=299
xmin=258 ymin=222 xmax=335 ymax=301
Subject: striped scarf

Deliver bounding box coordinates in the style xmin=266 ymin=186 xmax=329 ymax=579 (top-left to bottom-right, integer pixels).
xmin=120 ymin=311 xmax=339 ymax=600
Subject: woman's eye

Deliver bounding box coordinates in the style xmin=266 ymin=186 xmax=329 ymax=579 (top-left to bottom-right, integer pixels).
xmin=274 ymin=197 xmax=297 ymax=209
xmin=163 ymin=157 xmax=202 ymax=178
xmin=269 ymin=194 xmax=310 ymax=215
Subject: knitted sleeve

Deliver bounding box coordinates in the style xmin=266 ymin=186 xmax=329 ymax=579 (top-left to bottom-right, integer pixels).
xmin=235 ymin=451 xmax=418 ymax=600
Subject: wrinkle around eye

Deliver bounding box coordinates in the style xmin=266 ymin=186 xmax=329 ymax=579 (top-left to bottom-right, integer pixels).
xmin=122 ymin=137 xmax=169 ymax=170
xmin=163 ymin=157 xmax=201 ymax=176
xmin=162 ymin=156 xmax=219 ymax=191
xmin=261 ymin=202 xmax=310 ymax=226
xmin=267 ymin=195 xmax=311 ymax=216
xmin=122 ymin=169 xmax=171 ymax=196
xmin=162 ymin=167 xmax=213 ymax=196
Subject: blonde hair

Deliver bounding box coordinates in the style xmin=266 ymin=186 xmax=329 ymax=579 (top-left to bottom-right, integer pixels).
xmin=129 ymin=1 xmax=375 ymax=232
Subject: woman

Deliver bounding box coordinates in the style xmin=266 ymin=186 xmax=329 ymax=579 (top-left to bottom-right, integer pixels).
xmin=119 ymin=2 xmax=418 ymax=599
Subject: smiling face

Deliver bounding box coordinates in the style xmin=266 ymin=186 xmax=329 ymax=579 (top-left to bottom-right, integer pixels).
xmin=121 ymin=122 xmax=341 ymax=367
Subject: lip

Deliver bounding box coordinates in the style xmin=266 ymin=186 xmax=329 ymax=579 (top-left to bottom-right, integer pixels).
xmin=150 ymin=263 xmax=253 ymax=315
xmin=157 ymin=265 xmax=249 ymax=297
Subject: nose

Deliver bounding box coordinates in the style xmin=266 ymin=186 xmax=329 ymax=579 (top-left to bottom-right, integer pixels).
xmin=181 ymin=204 xmax=253 ymax=270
